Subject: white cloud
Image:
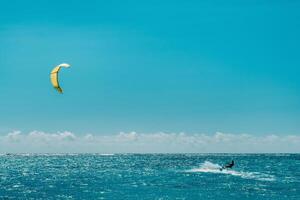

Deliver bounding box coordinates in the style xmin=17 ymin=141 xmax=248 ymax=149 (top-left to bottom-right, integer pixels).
xmin=5 ymin=131 xmax=22 ymax=142
xmin=0 ymin=131 xmax=299 ymax=153
xmin=28 ymin=131 xmax=76 ymax=142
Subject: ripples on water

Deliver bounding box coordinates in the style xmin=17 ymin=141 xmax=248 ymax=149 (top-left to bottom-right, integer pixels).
xmin=0 ymin=154 xmax=299 ymax=199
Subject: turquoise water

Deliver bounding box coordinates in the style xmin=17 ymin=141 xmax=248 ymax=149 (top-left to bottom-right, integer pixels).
xmin=0 ymin=154 xmax=299 ymax=199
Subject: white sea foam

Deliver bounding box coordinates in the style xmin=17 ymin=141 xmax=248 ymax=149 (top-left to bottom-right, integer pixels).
xmin=187 ymin=161 xmax=275 ymax=182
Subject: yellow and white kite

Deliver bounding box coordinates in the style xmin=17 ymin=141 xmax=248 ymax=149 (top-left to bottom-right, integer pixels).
xmin=50 ymin=63 xmax=70 ymax=93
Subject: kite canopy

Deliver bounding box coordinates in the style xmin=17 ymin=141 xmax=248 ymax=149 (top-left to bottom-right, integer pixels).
xmin=50 ymin=63 xmax=70 ymax=93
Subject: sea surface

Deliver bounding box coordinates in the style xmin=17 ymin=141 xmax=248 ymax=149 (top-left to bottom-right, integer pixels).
xmin=0 ymin=154 xmax=299 ymax=199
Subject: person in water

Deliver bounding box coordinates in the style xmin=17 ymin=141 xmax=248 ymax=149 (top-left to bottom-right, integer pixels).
xmin=220 ymin=160 xmax=234 ymax=170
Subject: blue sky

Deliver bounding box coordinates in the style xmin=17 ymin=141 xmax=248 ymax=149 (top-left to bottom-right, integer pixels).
xmin=0 ymin=0 xmax=299 ymax=136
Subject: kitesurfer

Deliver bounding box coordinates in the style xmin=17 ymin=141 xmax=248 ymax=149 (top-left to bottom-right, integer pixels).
xmin=220 ymin=160 xmax=234 ymax=171
xmin=224 ymin=160 xmax=234 ymax=169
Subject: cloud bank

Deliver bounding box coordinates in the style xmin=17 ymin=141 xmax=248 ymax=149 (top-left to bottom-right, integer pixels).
xmin=0 ymin=131 xmax=299 ymax=153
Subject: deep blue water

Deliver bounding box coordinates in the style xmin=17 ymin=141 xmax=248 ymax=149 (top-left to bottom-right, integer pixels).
xmin=0 ymin=154 xmax=299 ymax=199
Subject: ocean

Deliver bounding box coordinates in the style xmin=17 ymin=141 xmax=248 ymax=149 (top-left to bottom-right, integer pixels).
xmin=0 ymin=154 xmax=299 ymax=199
